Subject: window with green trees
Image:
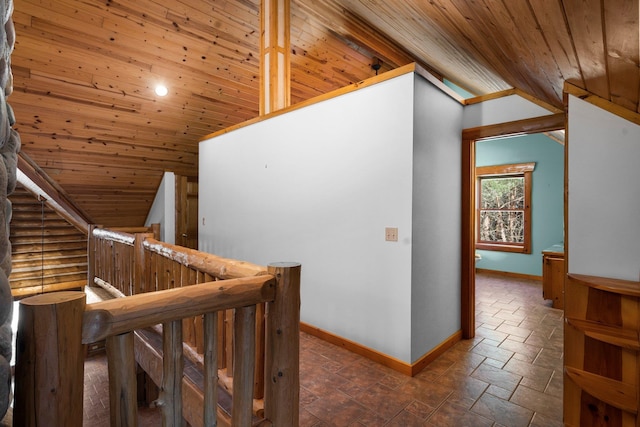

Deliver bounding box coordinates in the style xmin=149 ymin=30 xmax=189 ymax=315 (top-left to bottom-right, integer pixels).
xmin=476 ymin=163 xmax=535 ymax=253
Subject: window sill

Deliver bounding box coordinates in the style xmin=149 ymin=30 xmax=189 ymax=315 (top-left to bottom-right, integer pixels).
xmin=476 ymin=243 xmax=530 ymax=254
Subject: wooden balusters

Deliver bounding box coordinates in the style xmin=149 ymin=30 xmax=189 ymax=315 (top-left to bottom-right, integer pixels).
xmin=161 ymin=319 xmax=184 ymax=426
xmin=81 ymin=226 xmax=301 ymax=426
xmin=107 ymin=332 xmax=137 ymax=427
xmin=232 ymin=306 xmax=256 ymax=425
xmin=203 ymin=312 xmax=219 ymax=426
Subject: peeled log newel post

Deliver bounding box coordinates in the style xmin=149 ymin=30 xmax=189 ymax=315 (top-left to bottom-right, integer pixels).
xmin=264 ymin=262 xmax=301 ymax=426
xmin=13 ymin=291 xmax=86 ymax=427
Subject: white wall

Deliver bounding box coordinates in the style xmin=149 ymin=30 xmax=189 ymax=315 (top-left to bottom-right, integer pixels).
xmin=463 ymin=94 xmax=553 ymax=129
xmin=410 ymin=75 xmax=463 ymax=361
xmin=568 ymin=96 xmax=640 ymax=281
xmin=145 ymin=171 xmax=175 ymax=244
xmin=200 ymin=74 xmax=416 ymax=361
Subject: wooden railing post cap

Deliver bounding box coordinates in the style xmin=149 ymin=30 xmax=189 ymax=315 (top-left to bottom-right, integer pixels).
xmin=20 ymin=291 xmax=85 ymax=306
xmin=267 ymin=262 xmax=301 ymax=269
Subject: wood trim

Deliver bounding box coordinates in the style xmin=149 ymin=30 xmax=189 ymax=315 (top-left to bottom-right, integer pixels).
xmin=300 ymin=322 xmax=412 ymax=375
xmin=413 ymin=63 xmax=466 ymax=104
xmin=461 ymin=138 xmax=475 ymax=339
xmin=465 ymin=88 xmax=517 ymax=105
xmin=513 ymin=88 xmax=564 ymax=113
xmin=201 ymin=63 xmax=462 ymax=142
xmin=464 ymin=88 xmax=563 ymax=114
xmin=300 ymin=322 xmax=461 ymax=377
xmin=462 ymin=115 xmax=564 ymax=340
xmin=475 ymin=268 xmax=542 ymax=282
xmin=523 ymin=169 xmax=532 ymax=254
xmin=475 ymin=163 xmax=533 ymax=254
xmin=409 ymin=330 xmax=463 ymax=376
xmin=462 ymin=113 xmax=566 ymax=141
xmin=564 ymin=82 xmax=640 ymax=127
xmin=475 ymin=242 xmax=529 ymax=254
xmin=476 ymin=162 xmax=535 ymax=175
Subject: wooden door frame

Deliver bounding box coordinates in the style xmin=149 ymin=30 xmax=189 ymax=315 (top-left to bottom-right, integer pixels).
xmin=461 ymin=113 xmax=565 ymax=339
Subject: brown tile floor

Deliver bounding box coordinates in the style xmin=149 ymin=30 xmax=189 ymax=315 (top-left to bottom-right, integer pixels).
xmin=82 ymin=272 xmax=564 ymax=426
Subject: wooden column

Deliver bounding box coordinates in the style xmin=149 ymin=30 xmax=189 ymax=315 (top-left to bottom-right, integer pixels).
xmin=260 ymin=0 xmax=291 ymax=115
xmin=264 ymin=262 xmax=301 ymax=426
xmin=14 ymin=291 xmax=86 ymax=427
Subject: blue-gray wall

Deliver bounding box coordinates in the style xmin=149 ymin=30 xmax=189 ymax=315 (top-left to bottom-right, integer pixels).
xmin=475 ymin=134 xmax=564 ymax=276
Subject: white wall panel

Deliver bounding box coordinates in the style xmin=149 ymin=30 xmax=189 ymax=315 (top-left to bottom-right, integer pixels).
xmin=568 ymin=96 xmax=640 ymax=281
xmin=200 ymin=75 xmax=416 ymax=361
xmin=463 ymin=94 xmax=553 ymax=129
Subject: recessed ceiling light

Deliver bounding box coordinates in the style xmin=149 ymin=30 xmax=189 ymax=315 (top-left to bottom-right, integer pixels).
xmin=155 ymin=85 xmax=168 ymax=97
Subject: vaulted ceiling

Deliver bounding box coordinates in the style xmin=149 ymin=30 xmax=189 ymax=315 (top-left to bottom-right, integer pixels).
xmin=9 ymin=0 xmax=639 ymax=227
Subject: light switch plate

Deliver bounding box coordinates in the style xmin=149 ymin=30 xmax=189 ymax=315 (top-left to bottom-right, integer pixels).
xmin=385 ymin=227 xmax=398 ymax=242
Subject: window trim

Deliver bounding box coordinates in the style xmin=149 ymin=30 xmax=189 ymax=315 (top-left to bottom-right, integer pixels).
xmin=475 ymin=162 xmax=535 ymax=254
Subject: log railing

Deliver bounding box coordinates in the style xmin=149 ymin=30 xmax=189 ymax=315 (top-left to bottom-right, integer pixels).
xmin=88 ymin=226 xmax=271 ymax=400
xmin=14 ymin=226 xmax=301 ymax=427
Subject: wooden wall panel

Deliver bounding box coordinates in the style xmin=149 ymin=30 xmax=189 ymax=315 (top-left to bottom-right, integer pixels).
xmin=9 ymin=185 xmax=87 ymax=296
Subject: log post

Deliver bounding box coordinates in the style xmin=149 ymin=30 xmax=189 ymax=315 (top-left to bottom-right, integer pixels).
xmin=150 ymin=223 xmax=161 ymax=240
xmin=14 ymin=291 xmax=86 ymax=427
xmin=264 ymin=262 xmax=301 ymax=426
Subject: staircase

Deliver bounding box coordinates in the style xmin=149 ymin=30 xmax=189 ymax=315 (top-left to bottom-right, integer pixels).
xmin=8 ymin=184 xmax=87 ymax=298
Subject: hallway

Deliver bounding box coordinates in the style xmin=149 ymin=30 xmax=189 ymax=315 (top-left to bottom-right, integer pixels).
xmin=83 ymin=271 xmax=563 ymax=426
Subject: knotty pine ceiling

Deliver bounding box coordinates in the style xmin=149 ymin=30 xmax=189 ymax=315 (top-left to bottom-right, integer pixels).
xmin=10 ymin=0 xmax=640 ymax=227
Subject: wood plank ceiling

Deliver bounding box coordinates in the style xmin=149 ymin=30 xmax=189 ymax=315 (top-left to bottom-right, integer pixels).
xmin=9 ymin=0 xmax=640 ymax=227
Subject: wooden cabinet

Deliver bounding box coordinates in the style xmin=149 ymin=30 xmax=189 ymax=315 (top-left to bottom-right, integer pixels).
xmin=564 ymin=274 xmax=640 ymax=426
xmin=542 ymin=245 xmax=564 ymax=309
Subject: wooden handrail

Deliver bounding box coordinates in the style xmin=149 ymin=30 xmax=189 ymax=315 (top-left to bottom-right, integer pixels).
xmin=92 ymin=227 xmax=138 ymax=246
xmin=143 ymin=237 xmax=268 ymax=279
xmin=83 ymin=228 xmax=300 ymax=425
xmin=82 ymin=276 xmax=275 ymax=343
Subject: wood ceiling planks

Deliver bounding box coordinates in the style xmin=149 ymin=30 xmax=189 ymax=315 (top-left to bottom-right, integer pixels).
xmin=9 ymin=0 xmax=640 ymax=227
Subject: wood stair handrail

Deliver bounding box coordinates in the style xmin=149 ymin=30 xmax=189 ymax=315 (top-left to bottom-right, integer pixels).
xmin=82 ymin=275 xmax=276 ymax=343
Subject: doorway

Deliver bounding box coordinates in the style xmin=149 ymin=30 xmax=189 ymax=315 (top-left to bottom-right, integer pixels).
xmin=461 ymin=114 xmax=565 ymax=338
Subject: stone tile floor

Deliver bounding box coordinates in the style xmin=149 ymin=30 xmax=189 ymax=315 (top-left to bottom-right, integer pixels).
xmin=81 ymin=271 xmax=564 ymax=426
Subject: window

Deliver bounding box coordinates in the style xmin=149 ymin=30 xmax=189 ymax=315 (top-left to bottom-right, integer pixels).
xmin=476 ymin=162 xmax=535 ymax=253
